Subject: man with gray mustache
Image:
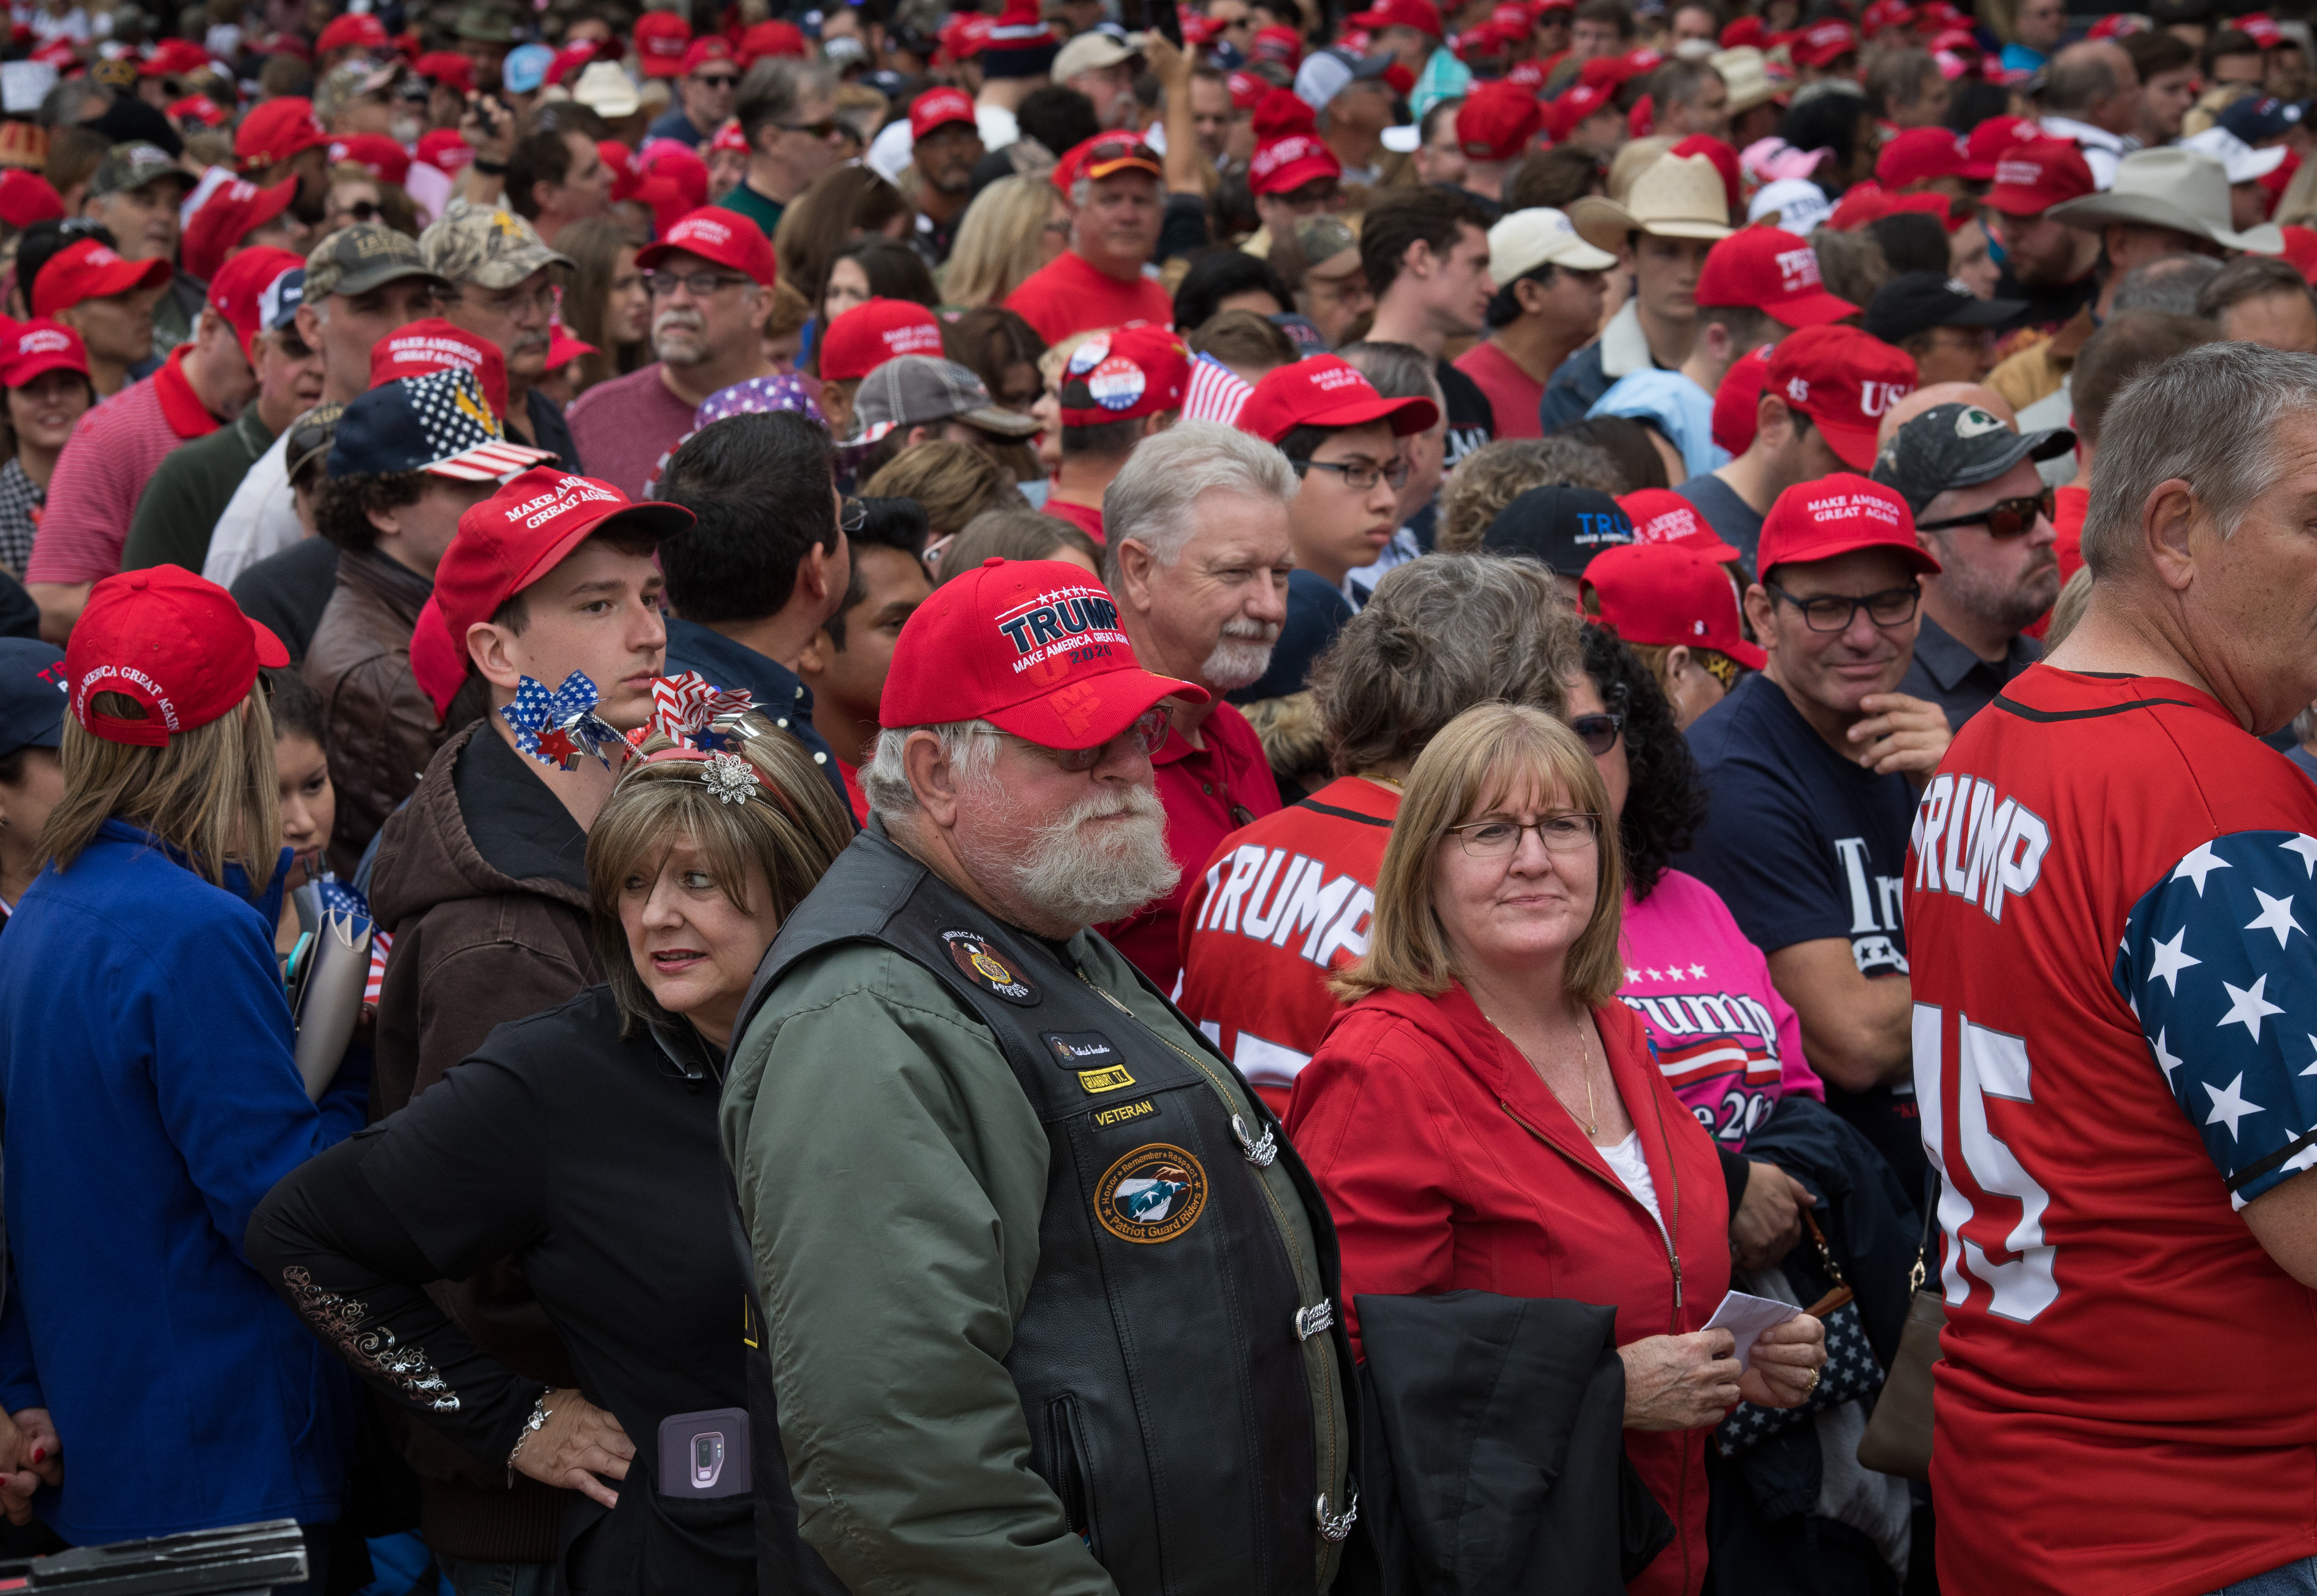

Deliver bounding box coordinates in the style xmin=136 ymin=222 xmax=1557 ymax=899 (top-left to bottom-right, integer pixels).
xmin=722 ymin=549 xmax=1354 ymax=1595
xmin=421 ymin=202 xmax=582 ymax=471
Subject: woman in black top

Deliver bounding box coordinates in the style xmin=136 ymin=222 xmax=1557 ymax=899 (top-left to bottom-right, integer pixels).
xmin=250 ymin=710 xmax=853 ymax=1594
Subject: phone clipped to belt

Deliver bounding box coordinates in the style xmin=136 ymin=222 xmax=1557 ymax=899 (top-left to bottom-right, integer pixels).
xmin=658 ymin=1408 xmax=752 ymax=1499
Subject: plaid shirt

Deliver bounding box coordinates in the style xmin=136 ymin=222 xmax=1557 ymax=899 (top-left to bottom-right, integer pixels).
xmin=0 ymin=458 xmax=42 ymax=579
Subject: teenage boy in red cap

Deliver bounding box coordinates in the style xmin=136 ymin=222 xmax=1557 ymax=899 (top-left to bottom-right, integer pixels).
xmin=1675 ymin=224 xmax=1859 ymax=401
xmin=1239 ymin=350 xmax=1438 ymax=591
xmin=24 ymin=246 xmax=280 ymax=641
xmin=906 ymin=87 xmax=985 ymax=266
xmin=566 ymin=208 xmax=781 ymax=496
xmin=815 ymin=295 xmax=946 ymax=442
xmin=723 ymin=554 xmax=1353 ymax=1594
xmin=1581 ymin=539 xmax=1761 ymax=728
xmin=25 ymin=233 xmax=170 ymax=398
xmin=1043 ymin=324 xmax=1189 ymax=541
xmin=1004 ymin=132 xmax=1174 ymax=344
xmin=1678 ymin=472 xmax=1951 ymax=1195
xmin=368 ymin=467 xmax=690 ymax=1588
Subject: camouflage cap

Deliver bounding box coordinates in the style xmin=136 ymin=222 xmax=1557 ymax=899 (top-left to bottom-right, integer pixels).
xmin=89 ymin=143 xmax=195 ymax=200
xmin=454 ymin=2 xmax=517 ymax=42
xmin=314 ymin=59 xmax=401 ymax=125
xmin=419 ymin=202 xmax=573 ymax=291
xmin=1292 ymin=212 xmax=1358 ymax=266
xmin=304 ymin=222 xmax=450 ymax=300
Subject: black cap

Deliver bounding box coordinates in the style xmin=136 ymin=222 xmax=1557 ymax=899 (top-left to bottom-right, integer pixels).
xmin=1871 ymin=401 xmax=2075 ymax=515
xmin=0 ymin=637 xmax=66 ymax=762
xmin=1863 ymin=272 xmax=2029 ymax=347
xmin=1481 ymin=484 xmax=1635 ymax=576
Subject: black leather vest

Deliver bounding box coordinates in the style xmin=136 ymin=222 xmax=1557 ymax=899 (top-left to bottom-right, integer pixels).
xmin=740 ymin=827 xmax=1357 ymax=1595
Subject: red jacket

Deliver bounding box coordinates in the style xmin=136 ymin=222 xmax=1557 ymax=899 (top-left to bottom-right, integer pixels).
xmin=1286 ymin=983 xmax=1731 ymax=1596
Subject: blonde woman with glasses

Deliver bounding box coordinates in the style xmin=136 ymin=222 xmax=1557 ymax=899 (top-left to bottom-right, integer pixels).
xmin=1285 ymin=701 xmax=1825 ymax=1596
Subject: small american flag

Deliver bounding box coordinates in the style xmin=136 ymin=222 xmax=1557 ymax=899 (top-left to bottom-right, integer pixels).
xmin=1183 ymin=351 xmax=1253 ymax=427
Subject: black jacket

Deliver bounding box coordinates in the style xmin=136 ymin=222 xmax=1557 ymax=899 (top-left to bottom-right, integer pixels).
xmin=1343 ymin=1291 xmax=1674 ymax=1595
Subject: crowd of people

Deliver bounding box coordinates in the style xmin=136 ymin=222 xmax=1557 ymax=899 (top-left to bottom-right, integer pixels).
xmin=0 ymin=0 xmax=2312 ymax=1591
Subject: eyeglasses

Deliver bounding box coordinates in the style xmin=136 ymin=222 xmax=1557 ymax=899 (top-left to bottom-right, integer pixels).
xmin=1914 ymin=488 xmax=2053 ymax=538
xmin=1292 ymin=456 xmax=1410 ymax=491
xmin=1446 ymin=813 xmax=1602 ymax=857
xmin=644 ymin=270 xmax=754 ymax=298
xmin=1569 ymin=711 xmax=1622 ymax=757
xmin=695 ymin=73 xmax=741 ymax=89
xmin=839 ymin=496 xmax=866 ymax=535
xmin=973 ymin=708 xmax=1171 ymax=771
xmin=776 ymin=116 xmax=843 ymax=139
xmin=1764 ymin=581 xmax=1921 ymax=633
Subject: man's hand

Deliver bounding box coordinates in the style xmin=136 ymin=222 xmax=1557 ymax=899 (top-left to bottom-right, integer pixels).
xmin=1731 ymin=1160 xmax=1814 ymax=1270
xmin=1 ymin=1408 xmax=61 ymax=1525
xmin=1850 ymin=691 xmax=1952 ymax=785
xmin=1144 ymin=29 xmax=1191 ymax=90
xmin=460 ymin=91 xmax=516 ymax=165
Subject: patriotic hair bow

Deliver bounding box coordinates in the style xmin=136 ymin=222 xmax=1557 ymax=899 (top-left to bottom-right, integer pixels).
xmin=630 ymin=672 xmax=757 ymax=753
xmin=501 ymin=671 xmax=635 ymax=772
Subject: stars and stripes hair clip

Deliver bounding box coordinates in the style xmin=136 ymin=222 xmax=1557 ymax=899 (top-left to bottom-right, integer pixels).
xmin=500 ymin=671 xmax=635 ymax=772
xmin=628 ymin=672 xmax=758 ymax=753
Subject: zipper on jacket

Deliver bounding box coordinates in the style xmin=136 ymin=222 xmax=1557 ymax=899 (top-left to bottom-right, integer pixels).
xmin=1497 ymin=1097 xmax=1682 ymax=1310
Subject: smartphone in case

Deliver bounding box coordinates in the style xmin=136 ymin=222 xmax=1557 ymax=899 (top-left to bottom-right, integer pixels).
xmin=657 ymin=1408 xmax=752 ymax=1499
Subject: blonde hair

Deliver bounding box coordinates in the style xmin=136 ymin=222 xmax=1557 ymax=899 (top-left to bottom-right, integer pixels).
xmin=941 ymin=176 xmax=1064 ymax=307
xmin=1332 ymin=703 xmax=1625 ymax=1007
xmin=586 ymin=710 xmax=854 ymax=1037
xmin=42 ymin=684 xmax=282 ymax=887
xmin=863 ymin=439 xmax=1030 ymax=536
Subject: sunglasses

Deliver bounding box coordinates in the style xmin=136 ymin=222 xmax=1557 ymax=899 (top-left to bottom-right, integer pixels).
xmin=334 ymin=200 xmax=380 ymax=223
xmin=1914 ymin=488 xmax=2053 ymax=538
xmin=1570 ymin=711 xmax=1622 ymax=757
xmin=696 ymin=74 xmax=741 ymax=89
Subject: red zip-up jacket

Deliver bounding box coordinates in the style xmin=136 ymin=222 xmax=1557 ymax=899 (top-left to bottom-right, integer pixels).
xmin=1286 ymin=982 xmax=1731 ymax=1596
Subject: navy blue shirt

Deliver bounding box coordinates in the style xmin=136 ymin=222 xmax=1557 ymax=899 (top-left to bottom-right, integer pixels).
xmin=645 ymin=105 xmax=707 ymax=147
xmin=662 ymin=616 xmax=854 ymax=819
xmin=1676 ymin=671 xmax=1925 ymax=1193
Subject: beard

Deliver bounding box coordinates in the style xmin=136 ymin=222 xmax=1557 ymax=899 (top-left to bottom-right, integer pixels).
xmin=1200 ymin=616 xmax=1279 ymax=692
xmin=653 ymin=306 xmax=708 ymax=366
xmin=1942 ymin=545 xmax=2061 ymax=636
xmin=989 ymin=778 xmax=1181 ymax=929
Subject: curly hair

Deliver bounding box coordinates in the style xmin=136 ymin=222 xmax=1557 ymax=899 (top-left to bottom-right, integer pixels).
xmin=1582 ymin=621 xmax=1706 ymax=903
xmin=1438 ymin=437 xmax=1622 ymax=552
xmin=312 ymin=470 xmax=426 ymax=554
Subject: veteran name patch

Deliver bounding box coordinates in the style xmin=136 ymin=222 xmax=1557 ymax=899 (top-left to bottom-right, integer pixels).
xmin=1044 ymin=1029 xmax=1135 ymax=1093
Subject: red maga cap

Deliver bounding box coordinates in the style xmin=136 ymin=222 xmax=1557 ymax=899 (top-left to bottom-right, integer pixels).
xmin=368 ymin=317 xmax=511 ymax=412
xmin=235 ymin=96 xmax=327 ymax=171
xmin=1617 ymin=487 xmax=1741 ymax=561
xmin=1711 ymin=343 xmax=1773 ymax=457
xmin=1347 ymin=0 xmax=1442 ymax=38
xmin=1058 ymin=324 xmax=1189 ymax=425
xmin=1584 ymin=542 xmax=1764 ymax=667
xmin=1982 ymin=138 xmax=2092 ymax=214
xmin=910 ymin=86 xmax=977 ymax=139
xmin=0 ymin=169 xmax=61 ymax=228
xmin=1790 ymin=17 xmax=1856 ymax=65
xmin=328 ymin=132 xmax=411 ymax=187
xmin=315 ymin=12 xmax=388 ymax=53
xmin=1766 ymin=325 xmax=1917 ymax=470
xmin=31 ymin=238 xmax=170 ymax=319
xmin=1252 ymin=23 xmax=1303 ymax=64
xmin=204 ymin=245 xmax=304 ymax=358
xmin=634 ymin=11 xmax=692 ymax=75
xmin=1877 ymin=126 xmax=1971 ymax=188
xmin=879 ymin=557 xmax=1207 ymax=748
xmin=1055 ymin=131 xmax=1163 ymax=189
xmin=1458 ymin=79 xmax=1544 ymax=162
xmin=414 ymin=51 xmax=475 ymax=93
xmin=635 ymin=207 xmax=777 ymax=286
xmin=1962 ymin=115 xmax=2042 ymax=177
xmin=3 ymin=317 xmax=86 ymax=386
xmin=679 ymin=35 xmax=734 ymax=76
xmin=739 ymin=20 xmax=809 ymax=63
xmin=66 ymin=566 xmax=288 ymax=746
xmin=1237 ymin=353 xmax=1439 ymax=443
xmin=1696 ymin=226 xmax=1856 ymax=327
xmin=1756 ymin=473 xmax=1940 ymax=579
xmin=1542 ymin=83 xmax=1616 ymax=141
xmin=819 ymin=298 xmax=947 ymax=383
xmin=181 ymin=177 xmax=297 ymax=284
xmin=409 ymin=469 xmax=696 ymax=718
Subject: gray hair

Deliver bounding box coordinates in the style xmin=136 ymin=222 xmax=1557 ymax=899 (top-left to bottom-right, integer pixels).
xmin=2082 ymin=342 xmax=2317 ymax=578
xmin=861 ymin=720 xmax=997 ymax=820
xmin=737 ymin=56 xmax=838 ymax=148
xmin=1336 ymin=339 xmax=1447 ymax=411
xmin=1100 ymin=421 xmax=1298 ymax=586
xmin=2113 ymin=254 xmax=2222 ymax=316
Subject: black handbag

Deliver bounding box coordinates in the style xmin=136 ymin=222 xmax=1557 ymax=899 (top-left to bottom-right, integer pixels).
xmin=1713 ymin=1208 xmax=1885 ymax=1458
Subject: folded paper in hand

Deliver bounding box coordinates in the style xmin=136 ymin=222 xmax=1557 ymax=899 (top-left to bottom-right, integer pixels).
xmin=1705 ymin=1290 xmax=1801 ymax=1372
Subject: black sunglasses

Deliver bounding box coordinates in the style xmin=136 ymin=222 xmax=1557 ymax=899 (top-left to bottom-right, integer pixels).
xmin=1570 ymin=711 xmax=1622 ymax=757
xmin=695 ymin=73 xmax=741 ymax=89
xmin=1915 ymin=488 xmax=2053 ymax=538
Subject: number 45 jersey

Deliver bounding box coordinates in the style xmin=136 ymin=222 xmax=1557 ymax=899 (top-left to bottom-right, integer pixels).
xmin=1905 ymin=664 xmax=2317 ymax=1596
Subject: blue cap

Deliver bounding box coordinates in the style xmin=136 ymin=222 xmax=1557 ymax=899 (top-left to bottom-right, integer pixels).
xmin=2219 ymin=94 xmax=2306 ymax=145
xmin=264 ymin=266 xmax=305 ymax=333
xmin=327 ymin=368 xmax=554 ymax=481
xmin=501 ymin=42 xmax=556 ymax=94
xmin=0 ymin=637 xmax=67 ymax=761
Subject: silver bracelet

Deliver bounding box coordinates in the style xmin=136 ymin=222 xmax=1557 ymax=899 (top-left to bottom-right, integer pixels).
xmin=506 ymin=1387 xmax=553 ymax=1485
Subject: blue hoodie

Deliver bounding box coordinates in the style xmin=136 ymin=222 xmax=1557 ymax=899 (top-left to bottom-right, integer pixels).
xmin=0 ymin=821 xmax=359 ymax=1543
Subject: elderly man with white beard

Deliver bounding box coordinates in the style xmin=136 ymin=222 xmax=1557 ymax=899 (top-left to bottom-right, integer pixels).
xmin=719 ymin=552 xmax=1357 ymax=1596
xmin=1089 ymin=421 xmax=1296 ymax=989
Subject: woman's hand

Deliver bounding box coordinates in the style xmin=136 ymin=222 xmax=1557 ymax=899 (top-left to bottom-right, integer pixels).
xmin=1737 ymin=1313 xmax=1828 ymax=1410
xmin=1620 ymin=1331 xmax=1742 ymax=1431
xmin=511 ymin=1390 xmax=632 ymax=1509
xmin=0 ymin=1407 xmax=61 ymax=1525
xmin=1731 ymin=1160 xmax=1814 ymax=1270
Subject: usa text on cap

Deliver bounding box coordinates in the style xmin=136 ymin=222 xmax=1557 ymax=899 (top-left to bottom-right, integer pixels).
xmin=1764 ymin=325 xmax=1918 ymax=471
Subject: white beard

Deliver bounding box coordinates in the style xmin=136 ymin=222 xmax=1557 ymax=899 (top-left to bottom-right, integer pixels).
xmin=1002 ymin=780 xmax=1182 ymax=927
xmin=1200 ymin=617 xmax=1281 ymax=693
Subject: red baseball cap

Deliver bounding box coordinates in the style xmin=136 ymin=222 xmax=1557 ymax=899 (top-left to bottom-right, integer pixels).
xmin=236 ymin=96 xmax=328 ymax=171
xmin=1542 ymin=83 xmax=1617 ymax=141
xmin=1720 ymin=16 xmax=1765 ymax=47
xmin=367 ymin=317 xmax=512 ymax=414
xmin=634 ymin=11 xmax=692 ymax=76
xmin=635 ymin=207 xmax=777 ymax=287
xmin=820 ymin=298 xmax=947 ymax=382
xmin=416 ymin=127 xmax=474 ymax=174
xmin=1982 ymin=137 xmax=2095 ymax=217
xmin=169 ymin=93 xmax=229 ymax=128
xmin=739 ymin=20 xmax=809 ymax=63
xmin=709 ymin=119 xmax=751 ymax=156
xmin=1670 ymin=135 xmax=1741 ymax=216
xmin=1347 ymin=0 xmax=1442 ymax=39
xmin=1226 ymin=70 xmax=1267 ymax=109
xmin=1712 ymin=343 xmax=1773 ymax=456
xmin=31 ymin=238 xmax=170 ymax=319
xmin=1877 ymin=126 xmax=1971 ymax=189
xmin=181 ymin=177 xmax=296 ymax=283
xmin=1756 ymin=472 xmax=1940 ymax=580
xmin=1250 ymin=126 xmax=1342 ymax=195
xmin=204 ymin=246 xmax=305 ymax=358
xmin=1459 ymin=79 xmax=1543 ymax=162
xmin=410 ymin=469 xmax=696 ymax=718
xmin=2 ymin=318 xmax=89 ymax=387
xmin=616 ymin=145 xmax=711 ymax=237
xmin=1055 ymin=132 xmax=1164 ymax=191
xmin=1861 ymin=0 xmax=1915 ymax=34
xmin=1765 ymin=326 xmax=1916 ymax=470
xmin=0 ymin=170 xmax=61 ymax=228
xmin=2279 ymin=223 xmax=2317 ymax=283
xmin=316 ymin=12 xmax=388 ymax=54
xmin=328 ymin=132 xmax=411 ymax=187
xmin=909 ymin=86 xmax=977 ymax=140
xmin=1825 ymin=181 xmax=1956 ymax=232
xmin=546 ymin=317 xmax=595 ymax=369
xmin=1790 ymin=17 xmax=1857 ymax=65
xmin=67 ymin=567 xmax=288 ymax=746
xmin=141 ymin=37 xmax=214 ymax=77
xmin=939 ymin=12 xmax=993 ymax=60
xmin=1237 ymin=353 xmax=1439 ymax=443
xmin=1057 ymin=324 xmax=1190 ymax=425
xmin=1964 ymin=115 xmax=2051 ymax=181
xmin=880 ymin=557 xmax=1206 ymax=749
xmin=1696 ymin=225 xmax=1856 ymax=327
xmin=1584 ymin=542 xmax=1764 ymax=667
xmin=679 ymin=36 xmax=735 ymax=76
xmin=1252 ymin=23 xmax=1303 ymax=64
xmin=2242 ymin=12 xmax=2286 ymax=49
xmin=414 ymin=50 xmax=475 ymax=93
xmin=1617 ymin=487 xmax=1741 ymax=562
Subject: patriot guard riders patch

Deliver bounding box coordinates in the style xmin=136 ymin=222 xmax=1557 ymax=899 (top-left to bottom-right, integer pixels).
xmin=1095 ymin=1144 xmax=1209 ymax=1244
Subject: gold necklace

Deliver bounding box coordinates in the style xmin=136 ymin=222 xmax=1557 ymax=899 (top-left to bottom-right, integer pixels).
xmin=1481 ymin=1006 xmax=1600 ymax=1138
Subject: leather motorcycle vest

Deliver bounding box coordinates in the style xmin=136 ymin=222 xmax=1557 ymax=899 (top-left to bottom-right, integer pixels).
xmin=740 ymin=827 xmax=1356 ymax=1595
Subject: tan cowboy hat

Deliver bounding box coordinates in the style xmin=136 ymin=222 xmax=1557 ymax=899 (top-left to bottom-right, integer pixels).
xmin=2045 ymin=147 xmax=2285 ymax=254
xmin=1568 ymin=154 xmax=1734 ymax=253
xmin=1712 ymin=46 xmax=1777 ymax=115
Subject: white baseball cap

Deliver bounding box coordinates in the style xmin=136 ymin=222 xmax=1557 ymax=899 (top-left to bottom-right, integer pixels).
xmin=2182 ymin=125 xmax=2290 ymax=185
xmin=1487 ymin=207 xmax=1619 ymax=285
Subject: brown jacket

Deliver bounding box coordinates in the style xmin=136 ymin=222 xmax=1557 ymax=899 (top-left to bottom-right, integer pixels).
xmin=368 ymin=720 xmax=602 ymax=1563
xmin=304 ymin=547 xmax=449 ymax=877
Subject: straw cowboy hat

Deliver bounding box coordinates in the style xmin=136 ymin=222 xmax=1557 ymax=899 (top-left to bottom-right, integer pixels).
xmin=1568 ymin=153 xmax=1734 ymax=253
xmin=2045 ymin=147 xmax=2285 ymax=254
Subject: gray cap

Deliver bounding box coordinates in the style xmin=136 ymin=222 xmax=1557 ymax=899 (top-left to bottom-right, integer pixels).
xmin=304 ymin=222 xmax=451 ymax=300
xmin=89 ymin=142 xmax=193 ymax=200
xmin=854 ymin=356 xmax=1044 ymax=442
xmin=1871 ymin=402 xmax=2075 ymax=516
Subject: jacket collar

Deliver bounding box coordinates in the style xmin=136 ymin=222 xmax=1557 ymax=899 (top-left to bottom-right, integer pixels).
xmin=337 ymin=543 xmax=436 ymax=624
xmin=94 ymin=817 xmax=293 ymax=919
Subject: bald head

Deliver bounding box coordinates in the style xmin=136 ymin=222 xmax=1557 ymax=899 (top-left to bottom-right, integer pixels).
xmin=2048 ymin=41 xmax=2141 ymax=134
xmin=1879 ymin=382 xmax=2018 ymax=448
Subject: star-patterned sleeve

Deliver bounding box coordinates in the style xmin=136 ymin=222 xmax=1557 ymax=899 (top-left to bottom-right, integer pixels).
xmin=2113 ymin=830 xmax=2317 ymax=1208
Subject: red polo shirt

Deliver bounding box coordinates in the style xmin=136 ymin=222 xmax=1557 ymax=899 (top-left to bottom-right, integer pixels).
xmin=1098 ymin=700 xmax=1281 ymax=991
xmin=1043 ymin=495 xmax=1105 ymax=544
xmin=1003 ymin=249 xmax=1174 ymax=345
xmin=26 ymin=348 xmax=223 ymax=586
